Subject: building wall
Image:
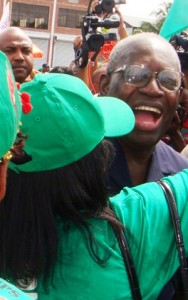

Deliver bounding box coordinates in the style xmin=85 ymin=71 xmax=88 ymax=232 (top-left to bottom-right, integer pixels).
xmin=0 ymin=0 xmax=89 ymax=69
xmin=0 ymin=0 xmax=131 ymax=70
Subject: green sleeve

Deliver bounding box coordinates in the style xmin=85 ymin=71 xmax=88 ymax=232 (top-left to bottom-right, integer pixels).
xmin=110 ymin=168 xmax=188 ymax=298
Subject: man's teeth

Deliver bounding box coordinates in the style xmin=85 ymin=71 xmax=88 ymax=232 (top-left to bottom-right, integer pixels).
xmin=134 ymin=106 xmax=161 ymax=114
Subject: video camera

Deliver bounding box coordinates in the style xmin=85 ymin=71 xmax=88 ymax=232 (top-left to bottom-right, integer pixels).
xmin=74 ymin=0 xmax=120 ymax=68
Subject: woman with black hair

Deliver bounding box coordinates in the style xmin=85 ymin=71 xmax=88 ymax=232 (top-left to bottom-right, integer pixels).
xmin=1 ymin=73 xmax=188 ymax=300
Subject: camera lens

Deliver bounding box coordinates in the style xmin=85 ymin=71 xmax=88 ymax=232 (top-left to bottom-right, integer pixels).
xmin=87 ymin=34 xmax=104 ymax=51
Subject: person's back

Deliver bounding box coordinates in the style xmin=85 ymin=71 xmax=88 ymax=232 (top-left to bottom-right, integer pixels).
xmin=0 ymin=27 xmax=33 ymax=84
xmin=99 ymin=32 xmax=188 ymax=299
xmin=4 ymin=167 xmax=188 ymax=300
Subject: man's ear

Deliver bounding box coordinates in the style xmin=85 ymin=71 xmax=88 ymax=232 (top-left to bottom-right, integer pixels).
xmin=99 ymin=73 xmax=110 ymax=96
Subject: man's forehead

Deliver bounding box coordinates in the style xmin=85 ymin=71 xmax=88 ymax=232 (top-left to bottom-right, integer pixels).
xmin=0 ymin=31 xmax=31 ymax=43
xmin=4 ymin=40 xmax=32 ymax=48
xmin=118 ymin=40 xmax=175 ymax=62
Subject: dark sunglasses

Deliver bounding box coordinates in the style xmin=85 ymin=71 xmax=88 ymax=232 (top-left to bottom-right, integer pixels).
xmin=111 ymin=64 xmax=184 ymax=92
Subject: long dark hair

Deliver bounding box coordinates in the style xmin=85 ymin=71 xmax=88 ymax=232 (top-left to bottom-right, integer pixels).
xmin=0 ymin=139 xmax=122 ymax=287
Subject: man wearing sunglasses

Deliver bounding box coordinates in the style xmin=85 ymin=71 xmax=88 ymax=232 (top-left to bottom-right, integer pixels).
xmin=99 ymin=32 xmax=188 ymax=299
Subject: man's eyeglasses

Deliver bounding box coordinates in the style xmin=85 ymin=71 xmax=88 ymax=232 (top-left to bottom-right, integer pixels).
xmin=111 ymin=64 xmax=184 ymax=92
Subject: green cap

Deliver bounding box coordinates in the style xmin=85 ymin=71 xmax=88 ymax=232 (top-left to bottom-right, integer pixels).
xmin=10 ymin=73 xmax=135 ymax=172
xmin=0 ymin=51 xmax=22 ymax=159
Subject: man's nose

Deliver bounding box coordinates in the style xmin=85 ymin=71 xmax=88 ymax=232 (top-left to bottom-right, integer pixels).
xmin=139 ymin=76 xmax=164 ymax=96
xmin=14 ymin=50 xmax=24 ymax=60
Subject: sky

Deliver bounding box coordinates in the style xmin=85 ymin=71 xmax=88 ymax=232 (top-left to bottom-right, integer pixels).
xmin=119 ymin=0 xmax=173 ymax=21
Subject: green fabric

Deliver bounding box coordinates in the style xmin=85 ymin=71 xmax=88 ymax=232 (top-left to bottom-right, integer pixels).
xmin=10 ymin=74 xmax=134 ymax=172
xmin=160 ymin=0 xmax=188 ymax=41
xmin=17 ymin=168 xmax=188 ymax=300
xmin=0 ymin=51 xmax=21 ymax=159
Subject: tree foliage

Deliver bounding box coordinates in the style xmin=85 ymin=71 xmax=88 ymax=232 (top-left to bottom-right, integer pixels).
xmin=135 ymin=1 xmax=172 ymax=34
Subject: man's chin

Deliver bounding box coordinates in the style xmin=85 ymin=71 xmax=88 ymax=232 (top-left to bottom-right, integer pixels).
xmin=122 ymin=131 xmax=159 ymax=149
xmin=15 ymin=76 xmax=27 ymax=84
xmin=13 ymin=71 xmax=28 ymax=84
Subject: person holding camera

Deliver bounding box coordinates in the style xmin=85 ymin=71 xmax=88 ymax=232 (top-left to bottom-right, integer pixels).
xmin=70 ymin=0 xmax=128 ymax=94
xmin=90 ymin=0 xmax=128 ymax=39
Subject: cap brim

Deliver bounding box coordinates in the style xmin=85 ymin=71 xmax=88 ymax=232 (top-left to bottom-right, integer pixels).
xmin=96 ymin=96 xmax=135 ymax=137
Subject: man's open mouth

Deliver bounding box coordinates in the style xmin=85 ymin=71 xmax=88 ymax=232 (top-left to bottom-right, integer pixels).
xmin=134 ymin=105 xmax=162 ymax=130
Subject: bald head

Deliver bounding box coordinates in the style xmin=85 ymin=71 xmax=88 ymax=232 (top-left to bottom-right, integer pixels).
xmin=107 ymin=33 xmax=181 ymax=75
xmin=0 ymin=27 xmax=33 ymax=83
xmin=0 ymin=27 xmax=32 ymax=45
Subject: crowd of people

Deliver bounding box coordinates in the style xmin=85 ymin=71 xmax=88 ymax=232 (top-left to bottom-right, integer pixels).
xmin=1 ymin=1 xmax=188 ymax=300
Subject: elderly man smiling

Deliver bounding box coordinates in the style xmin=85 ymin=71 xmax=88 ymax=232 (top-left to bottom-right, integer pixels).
xmin=100 ymin=32 xmax=188 ymax=299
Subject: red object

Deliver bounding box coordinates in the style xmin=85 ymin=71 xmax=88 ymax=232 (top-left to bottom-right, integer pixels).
xmin=32 ymin=44 xmax=43 ymax=59
xmin=183 ymin=119 xmax=188 ymax=129
xmin=20 ymin=92 xmax=32 ymax=114
xmin=16 ymin=82 xmax=21 ymax=90
xmin=16 ymin=82 xmax=32 ymax=114
xmin=100 ymin=41 xmax=117 ymax=61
